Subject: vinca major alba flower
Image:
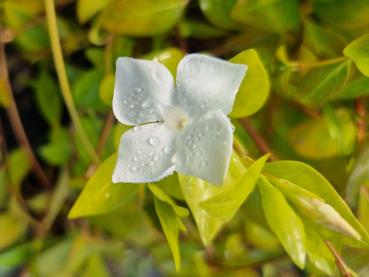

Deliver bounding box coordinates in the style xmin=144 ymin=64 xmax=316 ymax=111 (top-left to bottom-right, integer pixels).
xmin=112 ymin=54 xmax=247 ymax=185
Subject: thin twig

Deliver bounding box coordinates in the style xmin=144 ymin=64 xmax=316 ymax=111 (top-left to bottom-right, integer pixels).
xmin=44 ymin=0 xmax=100 ymax=165
xmin=238 ymin=118 xmax=278 ymax=161
xmin=0 ymin=41 xmax=51 ymax=190
xmin=325 ymin=241 xmax=355 ymax=277
xmin=96 ymin=111 xmax=115 ymax=156
xmin=355 ymin=98 xmax=366 ymax=143
xmin=175 ymin=26 xmax=188 ymax=53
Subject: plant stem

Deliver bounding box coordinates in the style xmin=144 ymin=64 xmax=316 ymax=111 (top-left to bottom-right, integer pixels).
xmin=238 ymin=118 xmax=278 ymax=161
xmin=44 ymin=0 xmax=100 ymax=164
xmin=355 ymin=98 xmax=367 ymax=143
xmin=325 ymin=241 xmax=355 ymax=277
xmin=0 ymin=42 xmax=51 ymax=190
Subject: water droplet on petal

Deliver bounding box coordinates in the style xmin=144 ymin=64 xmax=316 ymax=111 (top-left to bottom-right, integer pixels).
xmin=148 ymin=152 xmax=154 ymax=157
xmin=136 ymin=149 xmax=142 ymax=154
xmin=171 ymin=156 xmax=176 ymax=163
xmin=141 ymin=100 xmax=151 ymax=108
xmin=133 ymin=126 xmax=141 ymax=132
xmin=135 ymin=87 xmax=142 ymax=92
xmin=132 ymin=156 xmax=138 ymax=162
xmin=148 ymin=136 xmax=160 ymax=146
xmin=200 ymin=161 xmax=208 ymax=167
xmin=131 ymin=166 xmax=138 ymax=172
xmin=163 ymin=146 xmax=171 ymax=154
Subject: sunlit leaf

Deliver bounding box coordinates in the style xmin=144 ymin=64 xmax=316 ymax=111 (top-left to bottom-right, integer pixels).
xmin=258 ymin=176 xmax=306 ymax=268
xmin=8 ymin=148 xmax=30 ymax=187
xmin=100 ymin=0 xmax=189 ymax=36
xmin=99 ymin=73 xmax=115 ymax=107
xmin=344 ymin=34 xmax=369 ymax=77
xmin=40 ymin=127 xmax=71 ymax=166
xmin=178 ymin=151 xmax=246 ymax=245
xmin=201 ymin=154 xmax=268 ymax=222
xmin=0 ymin=244 xmax=32 ymax=274
xmin=68 ymin=154 xmax=139 ymax=218
xmin=230 ymin=49 xmax=270 ymax=117
xmin=77 ymin=0 xmax=110 ymax=24
xmin=153 ymin=195 xmax=186 ymax=270
xmin=264 ymin=161 xmax=369 ymax=244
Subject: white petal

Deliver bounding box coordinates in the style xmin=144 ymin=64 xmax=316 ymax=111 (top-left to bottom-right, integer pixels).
xmin=175 ymin=54 xmax=247 ymax=118
xmin=175 ymin=111 xmax=233 ymax=185
xmin=112 ymin=123 xmax=177 ymax=183
xmin=113 ymin=57 xmax=174 ymax=125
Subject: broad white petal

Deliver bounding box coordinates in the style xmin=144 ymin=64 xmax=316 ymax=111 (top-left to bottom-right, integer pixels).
xmin=112 ymin=123 xmax=177 ymax=183
xmin=113 ymin=57 xmax=174 ymax=125
xmin=175 ymin=111 xmax=233 ymax=185
xmin=176 ymin=54 xmax=247 ymax=118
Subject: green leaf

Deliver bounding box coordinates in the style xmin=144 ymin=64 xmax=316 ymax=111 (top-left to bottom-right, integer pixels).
xmin=198 ymin=0 xmax=238 ymax=30
xmin=0 ymin=212 xmax=27 ymax=250
xmin=323 ymin=107 xmax=356 ymax=157
xmin=40 ymin=127 xmax=71 ymax=166
xmin=288 ymin=108 xmax=356 ymax=160
xmin=178 ymin=151 xmax=246 ymax=245
xmin=178 ymin=19 xmax=228 ymax=39
xmin=32 ymin=69 xmax=62 ymax=127
xmin=303 ymin=19 xmax=345 ymax=58
xmin=154 ymin=197 xmax=186 ymax=271
xmin=258 ymin=176 xmax=306 ymax=269
xmin=358 ymin=187 xmax=369 ymax=233
xmin=8 ymin=148 xmax=31 ymax=187
xmin=201 ymin=154 xmax=268 ymax=222
xmin=81 ymin=253 xmax=110 ymax=277
xmin=99 ymin=73 xmax=115 ymax=107
xmin=264 ymin=161 xmax=369 ymax=245
xmin=0 ymin=244 xmax=32 ymax=274
xmin=100 ymin=0 xmax=189 ymax=36
xmin=143 ymin=47 xmax=184 ymax=78
xmin=68 ymin=154 xmax=139 ymax=218
xmin=346 ymin=147 xmax=369 ymax=207
xmin=305 ymin=228 xmax=335 ymax=275
xmin=344 ymin=34 xmax=369 ymax=77
xmin=230 ymin=0 xmax=300 ymax=33
xmin=73 ymin=69 xmax=105 ymax=110
xmin=77 ymin=0 xmax=110 ymax=23
xmin=300 ymin=60 xmax=352 ymax=106
xmin=272 ymin=177 xmax=361 ymax=240
xmin=229 ymin=49 xmax=270 ymax=117
xmin=148 ymin=184 xmax=189 ymax=217
xmin=338 ymin=75 xmax=369 ymax=100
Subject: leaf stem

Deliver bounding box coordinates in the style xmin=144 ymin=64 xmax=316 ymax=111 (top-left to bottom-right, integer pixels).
xmin=325 ymin=241 xmax=356 ymax=277
xmin=44 ymin=0 xmax=100 ymax=164
xmin=0 ymin=42 xmax=51 ymax=190
xmin=238 ymin=118 xmax=278 ymax=161
xmin=355 ymin=98 xmax=367 ymax=143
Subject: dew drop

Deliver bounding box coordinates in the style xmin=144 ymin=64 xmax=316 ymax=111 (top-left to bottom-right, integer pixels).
xmin=133 ymin=126 xmax=141 ymax=132
xmin=200 ymin=161 xmax=208 ymax=167
xmin=148 ymin=152 xmax=154 ymax=157
xmin=136 ymin=149 xmax=142 ymax=154
xmin=163 ymin=146 xmax=171 ymax=154
xmin=171 ymin=156 xmax=176 ymax=163
xmin=153 ymin=155 xmax=159 ymax=161
xmin=141 ymin=100 xmax=151 ymax=108
xmin=131 ymin=166 xmax=138 ymax=172
xmin=148 ymin=136 xmax=160 ymax=146
xmin=135 ymin=87 xmax=142 ymax=92
xmin=129 ymin=104 xmax=135 ymax=108
xmin=200 ymin=104 xmax=205 ymax=109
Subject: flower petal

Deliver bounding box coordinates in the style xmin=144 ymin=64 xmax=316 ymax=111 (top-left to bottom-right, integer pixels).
xmin=112 ymin=123 xmax=177 ymax=183
xmin=176 ymin=54 xmax=247 ymax=118
xmin=175 ymin=111 xmax=233 ymax=185
xmin=113 ymin=57 xmax=174 ymax=125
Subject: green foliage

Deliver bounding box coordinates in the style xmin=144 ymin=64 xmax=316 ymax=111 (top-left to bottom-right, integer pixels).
xmin=3 ymin=0 xmax=369 ymax=275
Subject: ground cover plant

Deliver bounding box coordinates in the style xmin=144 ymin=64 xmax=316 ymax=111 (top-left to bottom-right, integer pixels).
xmin=1 ymin=0 xmax=369 ymax=276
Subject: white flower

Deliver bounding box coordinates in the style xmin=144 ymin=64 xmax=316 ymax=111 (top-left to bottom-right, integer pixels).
xmin=112 ymin=54 xmax=247 ymax=185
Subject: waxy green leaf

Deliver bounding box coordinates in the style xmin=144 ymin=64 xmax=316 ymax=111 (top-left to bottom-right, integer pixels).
xmin=258 ymin=177 xmax=306 ymax=269
xmin=230 ymin=49 xmax=270 ymax=117
xmin=201 ymin=154 xmax=268 ymax=222
xmin=100 ymin=0 xmax=189 ymax=36
xmin=344 ymin=34 xmax=369 ymax=77
xmin=199 ymin=0 xmax=238 ymax=30
xmin=264 ymin=161 xmax=369 ymax=245
xmin=68 ymin=154 xmax=139 ymax=218
xmin=178 ymin=151 xmax=246 ymax=245
xmin=77 ymin=0 xmax=110 ymax=23
xmin=152 ymin=187 xmax=188 ymax=271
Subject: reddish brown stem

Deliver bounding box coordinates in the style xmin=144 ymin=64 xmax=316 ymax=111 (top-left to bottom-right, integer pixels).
xmin=238 ymin=118 xmax=278 ymax=161
xmin=325 ymin=241 xmax=355 ymax=277
xmin=0 ymin=41 xmax=51 ymax=190
xmin=355 ymin=98 xmax=366 ymax=143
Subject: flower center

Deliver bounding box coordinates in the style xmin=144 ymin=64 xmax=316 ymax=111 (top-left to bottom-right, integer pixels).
xmin=157 ymin=104 xmax=188 ymax=131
